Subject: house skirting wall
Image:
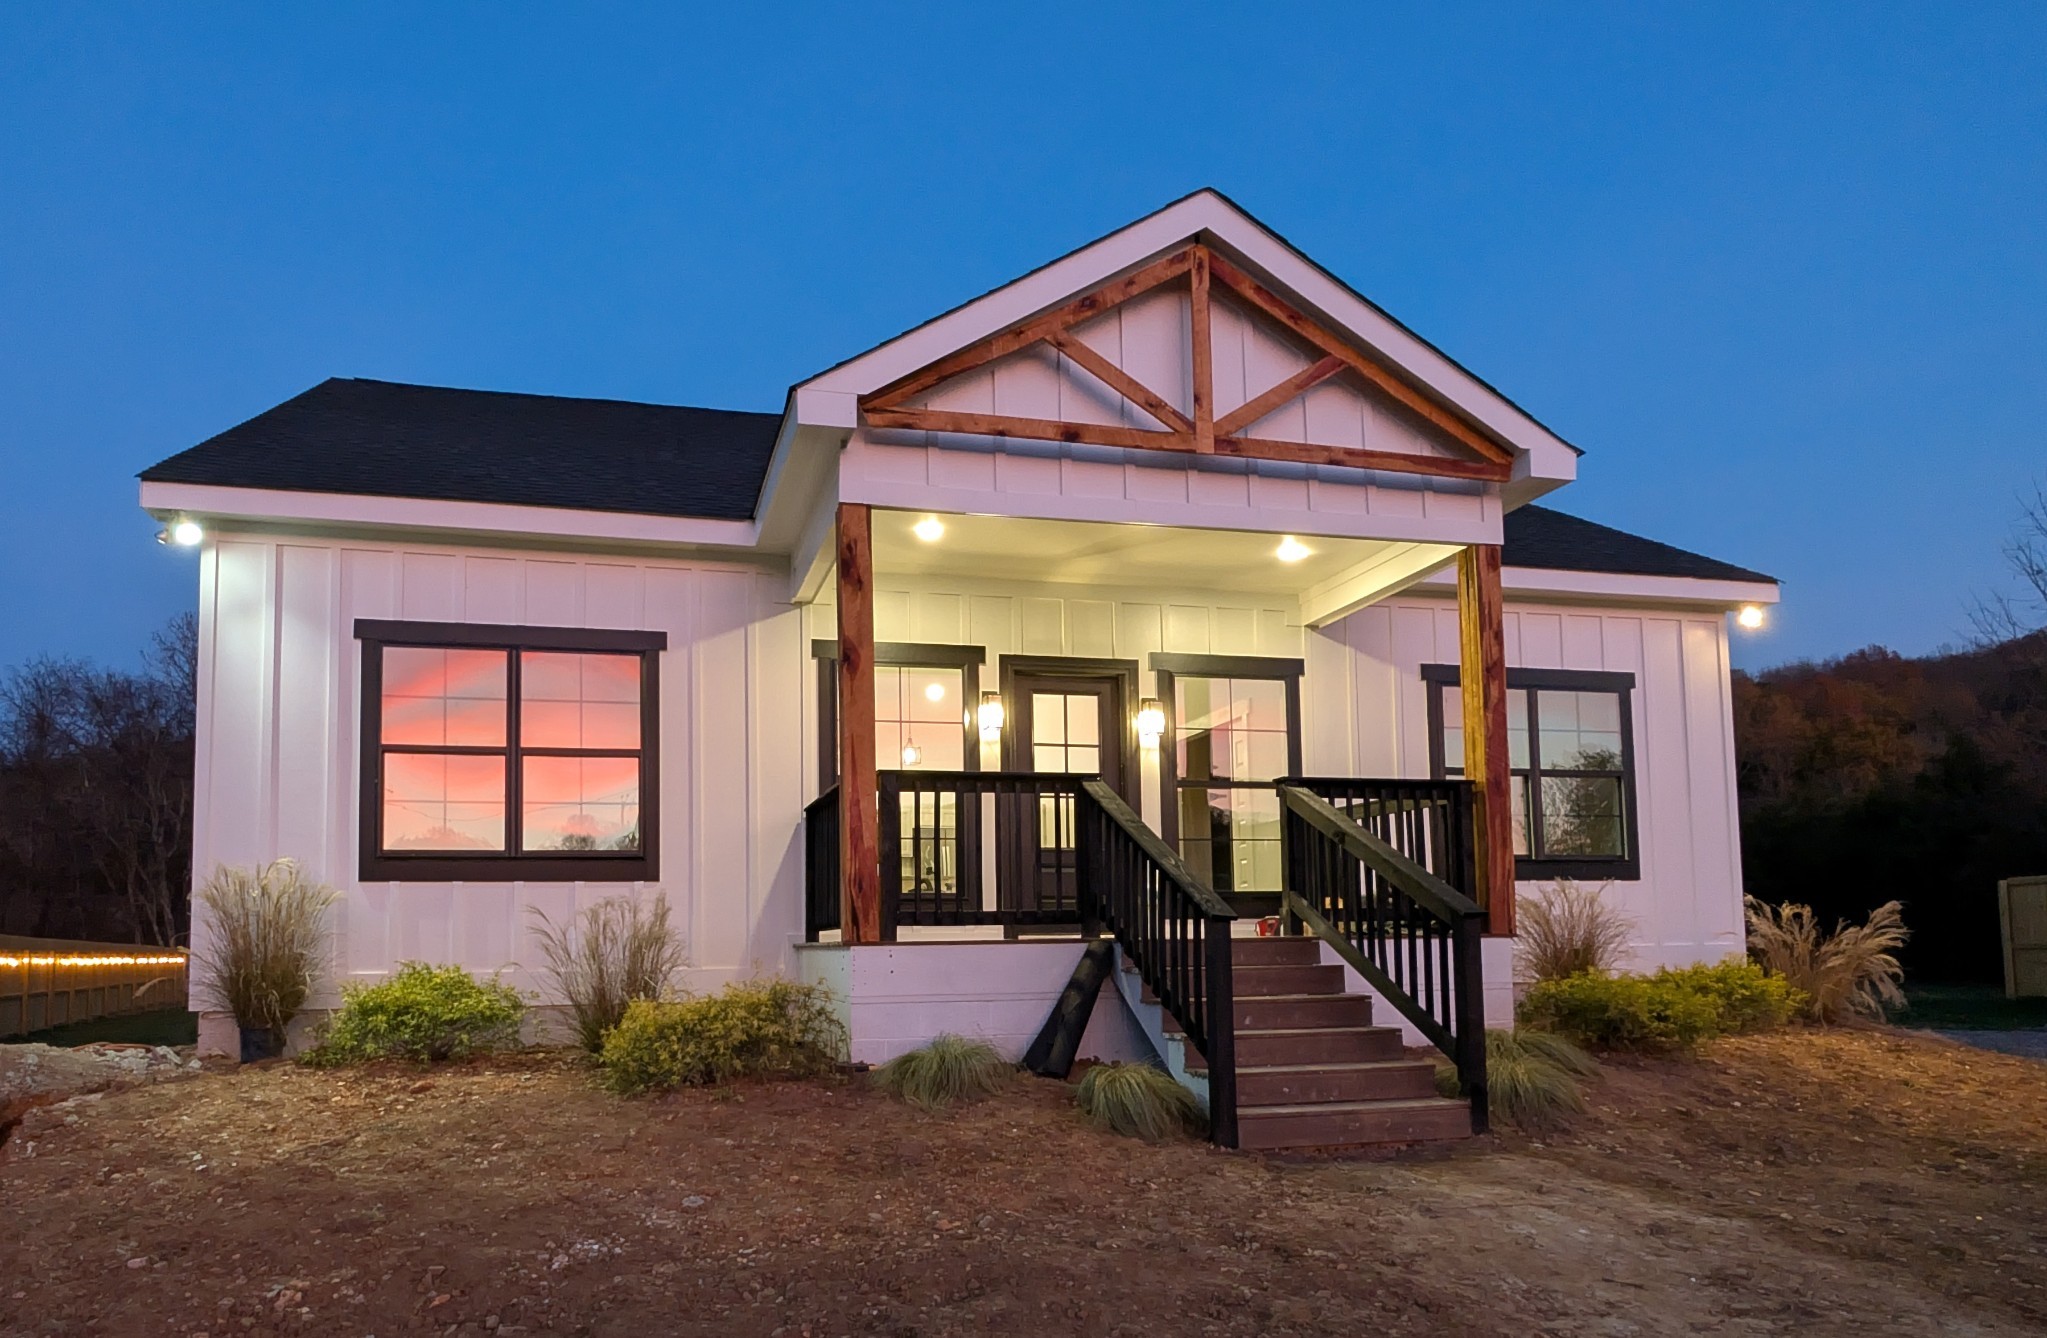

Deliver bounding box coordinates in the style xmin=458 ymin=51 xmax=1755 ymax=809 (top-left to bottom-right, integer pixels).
xmin=796 ymin=941 xmax=1154 ymax=1066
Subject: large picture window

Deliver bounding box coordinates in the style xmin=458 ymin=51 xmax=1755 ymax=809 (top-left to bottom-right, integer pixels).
xmin=1422 ymin=665 xmax=1640 ymax=880
xmin=1156 ymin=654 xmax=1303 ymax=902
xmin=358 ymin=620 xmax=664 ymax=881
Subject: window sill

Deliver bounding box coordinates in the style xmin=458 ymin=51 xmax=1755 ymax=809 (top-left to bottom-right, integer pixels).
xmin=358 ymin=854 xmax=658 ymax=883
xmin=1515 ymin=857 xmax=1640 ymax=883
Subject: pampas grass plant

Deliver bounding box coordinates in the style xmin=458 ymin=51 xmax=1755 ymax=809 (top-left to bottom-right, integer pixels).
xmin=1075 ymin=1062 xmax=1205 ymax=1141
xmin=1436 ymin=1029 xmax=1599 ymax=1132
xmin=530 ymin=896 xmax=688 ymax=1051
xmin=192 ymin=858 xmax=338 ymax=1038
xmin=1516 ymin=879 xmax=1635 ymax=984
xmin=871 ymin=1034 xmax=1012 ymax=1111
xmin=1745 ymin=896 xmax=1908 ymax=1023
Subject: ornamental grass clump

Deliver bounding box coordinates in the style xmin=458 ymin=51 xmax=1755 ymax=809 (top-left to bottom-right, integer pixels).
xmin=302 ymin=963 xmax=525 ymax=1066
xmin=597 ymin=980 xmax=846 ymax=1095
xmin=529 ymin=895 xmax=688 ymax=1051
xmin=1435 ymin=1029 xmax=1599 ymax=1133
xmin=192 ymin=859 xmax=339 ymax=1044
xmin=872 ymin=1034 xmax=1013 ymax=1112
xmin=1516 ymin=879 xmax=1634 ymax=984
xmin=1745 ymin=896 xmax=1908 ymax=1023
xmin=1075 ymin=1062 xmax=1205 ymax=1142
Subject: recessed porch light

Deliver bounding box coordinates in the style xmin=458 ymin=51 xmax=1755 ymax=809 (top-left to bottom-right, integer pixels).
xmin=1276 ymin=535 xmax=1311 ymax=563
xmin=1736 ymin=604 xmax=1766 ymax=631
xmin=912 ymin=516 xmax=945 ymax=543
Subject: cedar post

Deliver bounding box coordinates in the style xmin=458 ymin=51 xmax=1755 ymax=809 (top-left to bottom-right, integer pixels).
xmin=836 ymin=503 xmax=881 ymax=944
xmin=1457 ymin=544 xmax=1516 ymax=937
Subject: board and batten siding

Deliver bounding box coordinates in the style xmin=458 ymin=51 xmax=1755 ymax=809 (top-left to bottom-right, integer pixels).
xmin=191 ymin=535 xmax=809 ymax=1008
xmin=1306 ymin=596 xmax=1746 ymax=970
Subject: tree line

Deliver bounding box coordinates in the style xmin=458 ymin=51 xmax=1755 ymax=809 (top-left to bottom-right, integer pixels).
xmin=1735 ymin=488 xmax=2047 ymax=984
xmin=0 ymin=614 xmax=196 ymax=945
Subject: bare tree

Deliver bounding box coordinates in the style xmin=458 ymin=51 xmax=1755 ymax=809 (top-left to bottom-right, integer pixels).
xmin=1972 ymin=481 xmax=2047 ymax=649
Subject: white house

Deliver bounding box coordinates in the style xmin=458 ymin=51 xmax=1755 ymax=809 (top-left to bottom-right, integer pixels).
xmin=140 ymin=190 xmax=1777 ymax=1150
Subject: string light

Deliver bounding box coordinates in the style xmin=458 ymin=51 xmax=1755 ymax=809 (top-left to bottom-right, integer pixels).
xmin=0 ymin=953 xmax=189 ymax=969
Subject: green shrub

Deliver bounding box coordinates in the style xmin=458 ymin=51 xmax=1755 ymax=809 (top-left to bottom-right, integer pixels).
xmin=1075 ymin=1062 xmax=1205 ymax=1142
xmin=302 ymin=963 xmax=525 ymax=1066
xmin=872 ymin=1034 xmax=1012 ymax=1111
xmin=1436 ymin=1029 xmax=1599 ymax=1132
xmin=1518 ymin=959 xmax=1801 ymax=1052
xmin=597 ymin=980 xmax=846 ymax=1095
xmin=529 ymin=895 xmax=688 ymax=1052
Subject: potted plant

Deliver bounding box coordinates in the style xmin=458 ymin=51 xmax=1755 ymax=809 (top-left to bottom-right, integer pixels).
xmin=192 ymin=858 xmax=338 ymax=1060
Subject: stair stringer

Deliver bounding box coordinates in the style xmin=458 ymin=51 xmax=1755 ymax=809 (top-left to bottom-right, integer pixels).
xmin=1107 ymin=945 xmax=1212 ymax=1114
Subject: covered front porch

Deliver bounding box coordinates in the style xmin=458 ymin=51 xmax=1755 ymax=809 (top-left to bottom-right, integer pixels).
xmin=796 ymin=504 xmax=1521 ymax=1147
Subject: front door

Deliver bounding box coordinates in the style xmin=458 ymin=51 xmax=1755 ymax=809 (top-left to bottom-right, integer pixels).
xmin=1000 ymin=660 xmax=1136 ymax=916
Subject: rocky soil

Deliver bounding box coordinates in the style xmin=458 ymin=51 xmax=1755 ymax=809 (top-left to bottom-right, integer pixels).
xmin=1 ymin=1028 xmax=2041 ymax=1337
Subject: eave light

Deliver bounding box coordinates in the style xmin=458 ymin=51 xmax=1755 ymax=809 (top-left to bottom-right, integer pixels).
xmin=977 ymin=692 xmax=1005 ymax=742
xmin=1275 ymin=535 xmax=1311 ymax=563
xmin=1136 ymin=698 xmax=1166 ymax=748
xmin=912 ymin=516 xmax=945 ymax=543
xmin=1736 ymin=604 xmax=1766 ymax=631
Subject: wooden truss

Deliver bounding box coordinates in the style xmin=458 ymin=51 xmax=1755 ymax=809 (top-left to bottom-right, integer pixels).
xmin=858 ymin=243 xmax=1515 ymax=483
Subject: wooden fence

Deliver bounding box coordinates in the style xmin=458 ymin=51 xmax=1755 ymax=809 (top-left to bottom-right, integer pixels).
xmin=0 ymin=936 xmax=190 ymax=1039
xmin=2000 ymin=877 xmax=2047 ymax=1000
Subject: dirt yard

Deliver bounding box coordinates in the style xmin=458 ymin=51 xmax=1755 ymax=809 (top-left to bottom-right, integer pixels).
xmin=2 ymin=1027 xmax=2042 ymax=1337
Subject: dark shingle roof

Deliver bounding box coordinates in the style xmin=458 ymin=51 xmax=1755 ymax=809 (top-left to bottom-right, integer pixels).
xmin=142 ymin=379 xmax=1773 ymax=585
xmin=1503 ymin=504 xmax=1775 ymax=584
xmin=139 ymin=378 xmax=783 ymax=522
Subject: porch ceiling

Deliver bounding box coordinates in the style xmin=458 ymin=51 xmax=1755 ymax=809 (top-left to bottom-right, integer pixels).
xmin=870 ymin=508 xmax=1459 ymax=620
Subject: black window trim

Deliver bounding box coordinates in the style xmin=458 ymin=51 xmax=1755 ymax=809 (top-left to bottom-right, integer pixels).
xmin=1420 ymin=662 xmax=1642 ymax=881
xmin=356 ymin=619 xmax=665 ymax=883
xmin=1153 ymin=653 xmax=1305 ymax=903
xmin=811 ymin=640 xmax=985 ymax=790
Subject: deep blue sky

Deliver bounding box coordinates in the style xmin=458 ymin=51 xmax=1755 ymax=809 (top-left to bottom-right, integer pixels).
xmin=3 ymin=4 xmax=2042 ymax=674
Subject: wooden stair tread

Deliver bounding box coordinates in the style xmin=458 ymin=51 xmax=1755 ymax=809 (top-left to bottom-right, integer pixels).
xmin=1238 ymin=1097 xmax=1466 ymax=1118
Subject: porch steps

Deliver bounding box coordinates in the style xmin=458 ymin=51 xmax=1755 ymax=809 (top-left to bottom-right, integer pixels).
xmin=1134 ymin=935 xmax=1471 ymax=1152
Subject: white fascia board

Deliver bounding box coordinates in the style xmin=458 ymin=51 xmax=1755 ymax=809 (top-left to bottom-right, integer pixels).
xmin=139 ymin=481 xmax=761 ymax=553
xmin=1412 ymin=564 xmax=1781 ymax=609
xmin=1300 ymin=542 xmax=1463 ymax=628
xmin=839 ymin=475 xmax=1505 ymax=548
xmin=793 ymin=190 xmax=1576 ymax=483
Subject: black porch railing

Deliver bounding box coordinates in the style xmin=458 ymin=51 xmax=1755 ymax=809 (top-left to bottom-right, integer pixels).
xmin=803 ymin=785 xmax=841 ymax=941
xmin=1280 ymin=776 xmax=1477 ymax=904
xmin=1076 ymin=778 xmax=1238 ymax=1148
xmin=877 ymin=770 xmax=1093 ymax=928
xmin=1278 ymin=783 xmax=1488 ymax=1132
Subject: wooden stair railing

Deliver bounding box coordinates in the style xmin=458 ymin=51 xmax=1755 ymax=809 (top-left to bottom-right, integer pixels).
xmin=1075 ymin=779 xmax=1240 ymax=1149
xmin=1277 ymin=784 xmax=1489 ymax=1133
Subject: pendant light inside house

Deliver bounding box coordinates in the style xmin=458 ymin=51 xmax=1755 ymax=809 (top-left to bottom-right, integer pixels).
xmin=901 ymin=739 xmax=922 ymax=766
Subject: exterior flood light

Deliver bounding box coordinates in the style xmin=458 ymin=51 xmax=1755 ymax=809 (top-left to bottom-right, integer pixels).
xmin=1736 ymin=604 xmax=1766 ymax=631
xmin=977 ymin=692 xmax=1005 ymax=742
xmin=1275 ymin=535 xmax=1311 ymax=563
xmin=1136 ymin=698 xmax=1166 ymax=748
xmin=912 ymin=516 xmax=945 ymax=543
xmin=157 ymin=519 xmax=204 ymax=546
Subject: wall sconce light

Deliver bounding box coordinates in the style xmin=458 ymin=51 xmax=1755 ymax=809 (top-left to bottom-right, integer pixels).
xmin=1735 ymin=604 xmax=1766 ymax=631
xmin=1136 ymin=697 xmax=1166 ymax=748
xmin=977 ymin=692 xmax=1005 ymax=742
